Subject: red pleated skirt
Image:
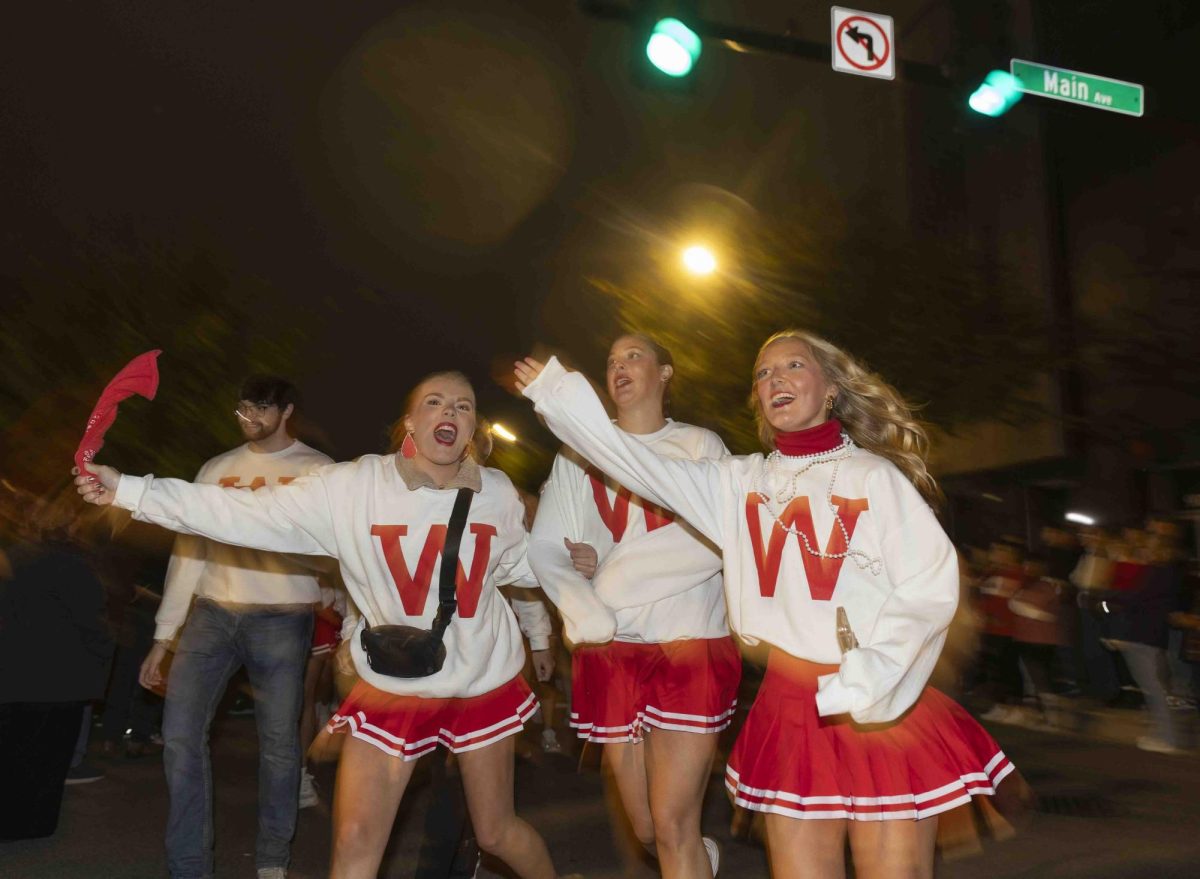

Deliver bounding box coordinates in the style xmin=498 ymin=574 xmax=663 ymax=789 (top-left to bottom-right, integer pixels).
xmin=328 ymin=675 xmax=537 ymax=761
xmin=726 ymin=651 xmax=1016 ymax=821
xmin=571 ymin=637 xmax=742 ymax=743
xmin=310 ymin=613 xmax=342 ymax=656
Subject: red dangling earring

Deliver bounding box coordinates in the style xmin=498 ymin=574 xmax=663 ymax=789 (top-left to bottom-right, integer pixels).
xmin=401 ymin=431 xmax=417 ymax=459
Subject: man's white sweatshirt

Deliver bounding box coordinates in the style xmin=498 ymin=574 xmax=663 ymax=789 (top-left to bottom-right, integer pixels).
xmin=529 ymin=421 xmax=728 ymax=645
xmin=524 ymin=358 xmax=959 ymax=725
xmin=116 ymin=455 xmax=537 ymax=698
xmin=155 ymin=440 xmax=333 ymax=641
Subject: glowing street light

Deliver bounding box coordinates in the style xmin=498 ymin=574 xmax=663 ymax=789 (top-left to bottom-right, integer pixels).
xmin=681 ymin=244 xmax=717 ymax=275
xmin=1065 ymin=511 xmax=1096 ymax=526
xmin=490 ymin=422 xmax=517 ymax=443
xmin=645 ymin=17 xmax=702 ymax=78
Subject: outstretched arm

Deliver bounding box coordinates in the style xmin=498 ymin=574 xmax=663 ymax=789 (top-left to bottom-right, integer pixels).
xmin=516 ymin=356 xmax=728 ymax=547
xmin=75 ymin=463 xmax=336 ymax=557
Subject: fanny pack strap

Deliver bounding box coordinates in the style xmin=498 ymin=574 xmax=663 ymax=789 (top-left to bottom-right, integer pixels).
xmin=430 ymin=487 xmax=475 ymax=640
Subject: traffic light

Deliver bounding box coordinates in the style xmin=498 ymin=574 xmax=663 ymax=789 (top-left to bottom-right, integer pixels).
xmin=631 ymin=1 xmax=702 ymax=90
xmin=968 ymin=70 xmax=1023 ymax=116
xmin=645 ymin=17 xmax=701 ymax=77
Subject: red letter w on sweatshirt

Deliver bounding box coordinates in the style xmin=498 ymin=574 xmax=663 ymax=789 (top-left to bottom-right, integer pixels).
xmin=745 ymin=495 xmax=870 ymax=600
xmin=370 ymin=524 xmax=498 ymax=618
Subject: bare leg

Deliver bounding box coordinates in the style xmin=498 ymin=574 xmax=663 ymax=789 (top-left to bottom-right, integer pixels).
xmin=644 ymin=727 xmax=718 ymax=878
xmin=601 ymin=740 xmax=656 ymax=849
xmin=329 ymin=736 xmax=416 ymax=879
xmin=458 ymin=735 xmax=558 ymax=879
xmin=764 ymin=813 xmax=847 ymax=879
xmin=848 ymin=817 xmax=938 ymax=879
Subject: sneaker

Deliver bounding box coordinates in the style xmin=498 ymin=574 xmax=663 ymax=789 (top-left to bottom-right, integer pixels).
xmin=980 ymin=704 xmax=1017 ymax=723
xmin=298 ymin=770 xmax=320 ymax=809
xmin=65 ymin=763 xmax=105 ymax=785
xmin=703 ymin=836 xmax=720 ymax=877
xmin=541 ymin=729 xmax=563 ymax=754
xmin=1136 ymin=736 xmax=1187 ymax=755
xmin=257 ymin=868 xmax=286 ymax=879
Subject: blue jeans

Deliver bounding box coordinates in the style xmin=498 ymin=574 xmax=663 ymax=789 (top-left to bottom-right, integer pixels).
xmin=1116 ymin=641 xmax=1184 ymax=749
xmin=163 ymin=599 xmax=312 ymax=879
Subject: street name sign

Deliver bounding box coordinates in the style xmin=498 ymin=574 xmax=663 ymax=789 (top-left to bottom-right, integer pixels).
xmin=831 ymin=7 xmax=895 ymax=81
xmin=1010 ymin=59 xmax=1144 ymax=117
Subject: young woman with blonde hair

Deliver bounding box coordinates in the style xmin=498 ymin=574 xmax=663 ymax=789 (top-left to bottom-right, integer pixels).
xmin=75 ymin=370 xmax=579 ymax=879
xmin=516 ymin=329 xmax=1024 ymax=878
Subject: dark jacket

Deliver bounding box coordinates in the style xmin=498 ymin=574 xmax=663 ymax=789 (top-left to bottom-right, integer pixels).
xmin=1106 ymin=562 xmax=1181 ymax=649
xmin=0 ymin=541 xmax=113 ymax=703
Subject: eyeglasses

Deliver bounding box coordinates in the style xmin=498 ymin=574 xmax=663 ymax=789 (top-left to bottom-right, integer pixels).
xmin=234 ymin=402 xmax=276 ymax=420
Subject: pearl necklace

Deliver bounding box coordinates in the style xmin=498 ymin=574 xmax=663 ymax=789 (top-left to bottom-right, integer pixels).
xmin=752 ymin=436 xmax=884 ymax=577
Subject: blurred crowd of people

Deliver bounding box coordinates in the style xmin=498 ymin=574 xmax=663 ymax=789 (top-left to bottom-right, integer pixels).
xmin=952 ymin=519 xmax=1198 ymax=754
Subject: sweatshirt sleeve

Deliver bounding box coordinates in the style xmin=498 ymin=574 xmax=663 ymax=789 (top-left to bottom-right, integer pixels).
xmin=504 ymin=587 xmax=553 ymax=651
xmin=528 ymin=453 xmax=618 ymax=645
xmin=523 ymin=358 xmax=728 ymax=547
xmin=155 ymin=534 xmax=208 ymax=641
xmin=114 ymin=470 xmax=338 ymax=558
xmin=153 ymin=461 xmax=212 ymax=641
xmin=814 ymin=465 xmax=959 ymax=724
xmin=592 ymin=523 xmax=722 ymax=610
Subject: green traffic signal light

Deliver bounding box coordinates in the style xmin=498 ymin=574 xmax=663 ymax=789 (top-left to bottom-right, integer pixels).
xmin=968 ymin=70 xmax=1023 ymax=116
xmin=645 ymin=17 xmax=702 ymax=77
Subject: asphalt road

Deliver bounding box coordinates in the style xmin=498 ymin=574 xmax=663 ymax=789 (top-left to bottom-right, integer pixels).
xmin=4 ymin=707 xmax=1199 ymax=878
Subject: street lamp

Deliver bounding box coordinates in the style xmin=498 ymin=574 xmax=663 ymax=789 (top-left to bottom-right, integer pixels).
xmin=490 ymin=422 xmax=518 ymax=443
xmin=681 ymin=244 xmax=717 ymax=275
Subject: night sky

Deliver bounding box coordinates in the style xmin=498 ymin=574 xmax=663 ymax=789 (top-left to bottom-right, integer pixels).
xmin=2 ymin=1 xmax=1196 ymax=485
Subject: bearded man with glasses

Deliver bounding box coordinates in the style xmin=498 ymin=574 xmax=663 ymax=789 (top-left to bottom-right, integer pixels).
xmin=137 ymin=375 xmax=333 ymax=879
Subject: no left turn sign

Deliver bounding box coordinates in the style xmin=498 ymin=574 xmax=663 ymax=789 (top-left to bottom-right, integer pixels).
xmin=831 ymin=7 xmax=895 ymax=80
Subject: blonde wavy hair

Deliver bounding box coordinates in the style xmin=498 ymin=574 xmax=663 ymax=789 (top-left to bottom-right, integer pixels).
xmin=750 ymin=330 xmax=942 ymax=505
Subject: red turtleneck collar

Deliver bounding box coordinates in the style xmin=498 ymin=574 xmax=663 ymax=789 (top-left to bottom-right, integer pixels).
xmin=775 ymin=419 xmax=843 ymax=456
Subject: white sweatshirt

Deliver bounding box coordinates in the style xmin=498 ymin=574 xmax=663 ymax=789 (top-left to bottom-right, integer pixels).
xmin=529 ymin=424 xmax=728 ymax=645
xmin=115 ymin=455 xmax=538 ymax=698
xmin=155 ymin=440 xmax=334 ymax=641
xmin=524 ymin=358 xmax=959 ymax=724
xmin=502 ymin=586 xmax=553 ymax=652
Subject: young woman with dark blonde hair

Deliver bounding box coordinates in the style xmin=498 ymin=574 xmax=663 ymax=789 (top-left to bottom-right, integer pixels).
xmin=75 ymin=370 xmax=579 ymax=879
xmin=516 ymin=330 xmax=1024 ymax=878
xmin=528 ymin=333 xmax=736 ymax=878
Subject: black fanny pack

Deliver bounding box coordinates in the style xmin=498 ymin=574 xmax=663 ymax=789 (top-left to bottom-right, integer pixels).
xmin=360 ymin=487 xmax=473 ymax=678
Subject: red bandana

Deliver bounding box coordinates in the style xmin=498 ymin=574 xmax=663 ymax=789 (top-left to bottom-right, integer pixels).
xmin=75 ymin=350 xmax=161 ymax=477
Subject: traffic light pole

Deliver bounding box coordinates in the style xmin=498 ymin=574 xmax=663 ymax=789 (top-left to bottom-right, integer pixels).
xmin=580 ymin=0 xmax=951 ymax=86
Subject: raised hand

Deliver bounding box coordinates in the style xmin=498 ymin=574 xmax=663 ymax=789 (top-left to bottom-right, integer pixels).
xmin=72 ymin=464 xmax=121 ymax=506
xmin=513 ymin=356 xmax=546 ymax=393
xmin=564 ymin=538 xmax=599 ymax=579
